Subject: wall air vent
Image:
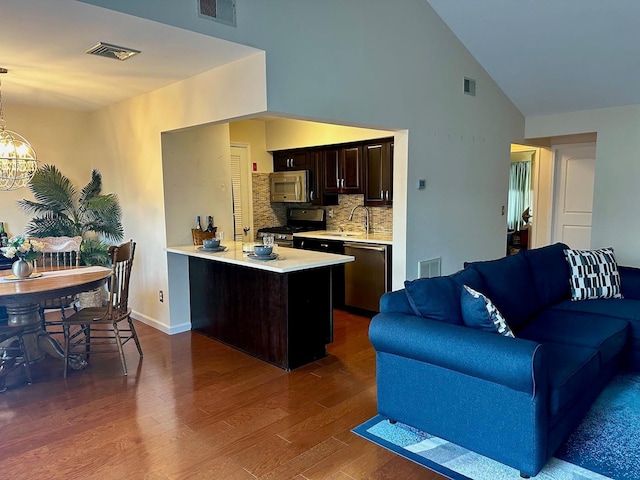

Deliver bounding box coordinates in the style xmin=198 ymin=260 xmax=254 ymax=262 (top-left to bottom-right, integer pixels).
xmin=418 ymin=257 xmax=441 ymax=279
xmin=85 ymin=42 xmax=141 ymax=61
xmin=464 ymin=77 xmax=476 ymax=96
xmin=199 ymin=0 xmax=236 ymax=27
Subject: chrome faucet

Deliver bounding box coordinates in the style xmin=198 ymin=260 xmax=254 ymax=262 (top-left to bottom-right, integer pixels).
xmin=348 ymin=205 xmax=370 ymax=235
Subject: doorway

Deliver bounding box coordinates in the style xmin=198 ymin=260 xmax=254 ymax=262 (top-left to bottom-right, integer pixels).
xmin=507 ymin=145 xmax=537 ymax=254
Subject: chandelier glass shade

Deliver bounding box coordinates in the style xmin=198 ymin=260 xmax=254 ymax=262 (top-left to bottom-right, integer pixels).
xmin=0 ymin=125 xmax=38 ymax=191
xmin=0 ymin=72 xmax=38 ymax=191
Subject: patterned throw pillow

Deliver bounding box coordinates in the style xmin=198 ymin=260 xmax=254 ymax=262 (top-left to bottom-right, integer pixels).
xmin=460 ymin=285 xmax=515 ymax=337
xmin=563 ymin=247 xmax=623 ymax=301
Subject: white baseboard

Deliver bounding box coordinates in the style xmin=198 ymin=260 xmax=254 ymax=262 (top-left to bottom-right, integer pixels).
xmin=131 ymin=310 xmax=191 ymax=335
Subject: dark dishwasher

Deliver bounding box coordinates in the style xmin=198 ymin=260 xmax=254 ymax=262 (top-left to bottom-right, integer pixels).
xmin=293 ymin=237 xmax=345 ymax=309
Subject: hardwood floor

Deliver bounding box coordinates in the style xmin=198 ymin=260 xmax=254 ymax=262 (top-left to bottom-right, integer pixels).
xmin=0 ymin=310 xmax=444 ymax=480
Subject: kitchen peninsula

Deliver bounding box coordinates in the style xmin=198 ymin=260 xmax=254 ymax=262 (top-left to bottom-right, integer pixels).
xmin=166 ymin=243 xmax=353 ymax=370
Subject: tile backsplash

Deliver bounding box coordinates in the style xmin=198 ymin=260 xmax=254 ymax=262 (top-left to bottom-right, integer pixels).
xmin=251 ymin=173 xmax=392 ymax=237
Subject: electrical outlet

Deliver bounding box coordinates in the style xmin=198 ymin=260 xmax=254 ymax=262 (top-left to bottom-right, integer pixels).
xmin=159 ymin=290 xmax=164 ymax=302
xmin=328 ymin=209 xmax=334 ymax=218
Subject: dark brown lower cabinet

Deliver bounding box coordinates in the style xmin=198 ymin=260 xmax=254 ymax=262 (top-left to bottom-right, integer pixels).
xmin=189 ymin=257 xmax=333 ymax=370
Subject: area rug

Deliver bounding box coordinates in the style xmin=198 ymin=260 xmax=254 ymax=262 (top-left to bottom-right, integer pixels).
xmin=353 ymin=373 xmax=640 ymax=480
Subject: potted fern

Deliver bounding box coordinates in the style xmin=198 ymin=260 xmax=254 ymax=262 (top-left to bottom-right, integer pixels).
xmin=18 ymin=164 xmax=124 ymax=266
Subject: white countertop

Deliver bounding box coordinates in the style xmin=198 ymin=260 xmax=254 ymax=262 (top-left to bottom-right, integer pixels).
xmin=293 ymin=230 xmax=393 ymax=245
xmin=166 ymin=242 xmax=354 ymax=273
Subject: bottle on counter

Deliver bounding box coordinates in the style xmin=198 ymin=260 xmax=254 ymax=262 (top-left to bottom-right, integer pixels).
xmin=206 ymin=216 xmax=215 ymax=232
xmin=0 ymin=222 xmax=8 ymax=247
xmin=195 ymin=216 xmax=203 ymax=231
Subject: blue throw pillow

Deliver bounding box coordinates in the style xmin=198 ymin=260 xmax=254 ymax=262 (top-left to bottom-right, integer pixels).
xmin=404 ymin=268 xmax=483 ymax=325
xmin=460 ymin=285 xmax=515 ymax=337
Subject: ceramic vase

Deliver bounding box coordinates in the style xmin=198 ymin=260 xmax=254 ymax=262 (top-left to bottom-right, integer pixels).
xmin=12 ymin=259 xmax=33 ymax=279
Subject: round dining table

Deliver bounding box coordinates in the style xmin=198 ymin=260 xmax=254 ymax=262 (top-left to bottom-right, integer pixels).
xmin=0 ymin=266 xmax=112 ymax=386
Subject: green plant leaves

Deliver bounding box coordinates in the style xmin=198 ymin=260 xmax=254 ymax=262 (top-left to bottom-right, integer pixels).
xmin=18 ymin=164 xmax=124 ymax=266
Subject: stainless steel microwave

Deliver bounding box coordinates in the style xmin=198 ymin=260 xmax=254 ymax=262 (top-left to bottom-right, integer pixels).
xmin=269 ymin=170 xmax=309 ymax=203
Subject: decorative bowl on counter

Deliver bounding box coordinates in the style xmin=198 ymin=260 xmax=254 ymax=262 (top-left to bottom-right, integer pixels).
xmin=253 ymin=245 xmax=273 ymax=256
xmin=203 ymin=238 xmax=220 ymax=249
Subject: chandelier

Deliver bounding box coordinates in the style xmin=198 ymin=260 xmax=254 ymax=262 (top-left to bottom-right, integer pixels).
xmin=0 ymin=69 xmax=37 ymax=191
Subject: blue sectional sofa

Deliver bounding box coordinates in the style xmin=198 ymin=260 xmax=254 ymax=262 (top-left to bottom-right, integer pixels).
xmin=370 ymin=243 xmax=640 ymax=477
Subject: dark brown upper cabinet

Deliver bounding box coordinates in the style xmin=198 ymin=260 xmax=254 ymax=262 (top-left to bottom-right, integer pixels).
xmin=323 ymin=144 xmax=362 ymax=194
xmin=273 ymin=149 xmax=310 ymax=171
xmin=309 ymin=150 xmax=338 ymax=206
xmin=364 ymin=138 xmax=394 ymax=206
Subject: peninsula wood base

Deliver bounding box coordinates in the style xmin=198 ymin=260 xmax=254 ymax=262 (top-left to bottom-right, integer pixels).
xmin=189 ymin=257 xmax=333 ymax=371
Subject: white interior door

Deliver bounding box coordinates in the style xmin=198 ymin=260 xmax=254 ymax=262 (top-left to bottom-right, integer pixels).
xmin=552 ymin=143 xmax=596 ymax=249
xmin=230 ymin=145 xmax=253 ymax=241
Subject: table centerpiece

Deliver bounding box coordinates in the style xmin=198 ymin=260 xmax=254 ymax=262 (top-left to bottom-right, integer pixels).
xmin=1 ymin=235 xmax=44 ymax=278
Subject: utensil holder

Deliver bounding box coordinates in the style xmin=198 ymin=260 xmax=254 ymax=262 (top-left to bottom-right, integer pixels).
xmin=191 ymin=228 xmax=217 ymax=246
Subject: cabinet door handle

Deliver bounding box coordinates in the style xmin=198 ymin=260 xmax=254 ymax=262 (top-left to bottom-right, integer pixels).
xmin=290 ymin=158 xmax=294 ymax=167
xmin=310 ymin=190 xmax=315 ymax=201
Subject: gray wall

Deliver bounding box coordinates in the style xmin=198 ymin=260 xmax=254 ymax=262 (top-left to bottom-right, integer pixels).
xmin=81 ymin=0 xmax=525 ymax=276
xmin=526 ymin=105 xmax=640 ymax=267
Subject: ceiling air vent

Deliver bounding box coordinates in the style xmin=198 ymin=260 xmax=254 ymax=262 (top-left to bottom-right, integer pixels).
xmin=199 ymin=0 xmax=236 ymax=27
xmin=85 ymin=42 xmax=141 ymax=61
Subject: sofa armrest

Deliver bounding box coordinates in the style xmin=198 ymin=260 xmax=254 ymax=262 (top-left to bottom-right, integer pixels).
xmin=369 ymin=313 xmax=545 ymax=395
xmin=620 ymin=266 xmax=640 ymax=299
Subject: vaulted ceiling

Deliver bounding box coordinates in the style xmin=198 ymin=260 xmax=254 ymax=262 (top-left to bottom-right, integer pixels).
xmin=426 ymin=0 xmax=640 ymax=116
xmin=3 ymin=1 xmax=639 ymax=118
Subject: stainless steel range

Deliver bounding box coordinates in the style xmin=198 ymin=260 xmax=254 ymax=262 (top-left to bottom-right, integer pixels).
xmin=258 ymin=208 xmax=326 ymax=247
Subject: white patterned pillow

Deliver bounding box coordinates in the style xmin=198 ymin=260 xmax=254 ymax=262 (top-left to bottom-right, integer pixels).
xmin=460 ymin=285 xmax=515 ymax=337
xmin=563 ymin=247 xmax=623 ymax=301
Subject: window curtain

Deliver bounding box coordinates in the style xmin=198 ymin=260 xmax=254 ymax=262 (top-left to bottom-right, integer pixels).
xmin=507 ymin=161 xmax=531 ymax=230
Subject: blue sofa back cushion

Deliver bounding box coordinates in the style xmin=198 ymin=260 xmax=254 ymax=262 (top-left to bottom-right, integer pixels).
xmin=465 ymin=253 xmax=540 ymax=330
xmin=379 ymin=289 xmax=415 ymax=315
xmin=520 ymin=243 xmax=571 ymax=307
xmin=404 ymin=268 xmax=483 ymax=325
xmin=620 ymin=266 xmax=640 ymax=300
xmin=460 ymin=285 xmax=515 ymax=337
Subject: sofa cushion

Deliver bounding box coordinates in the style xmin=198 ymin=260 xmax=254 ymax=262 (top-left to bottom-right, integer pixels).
xmin=564 ymin=247 xmax=623 ymax=301
xmin=519 ymin=309 xmax=629 ymax=366
xmin=379 ymin=289 xmax=415 ymax=315
xmin=460 ymin=285 xmax=515 ymax=337
xmin=403 ymin=268 xmax=483 ymax=325
xmin=619 ymin=266 xmax=640 ymax=300
xmin=464 ymin=253 xmax=540 ymax=330
xmin=544 ymin=343 xmax=600 ymax=416
xmin=519 ymin=243 xmax=571 ymax=307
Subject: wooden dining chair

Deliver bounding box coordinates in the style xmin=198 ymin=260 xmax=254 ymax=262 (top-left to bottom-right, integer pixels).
xmin=0 ymin=323 xmax=33 ymax=391
xmin=61 ymin=240 xmax=142 ymax=378
xmin=34 ymin=236 xmax=83 ymax=333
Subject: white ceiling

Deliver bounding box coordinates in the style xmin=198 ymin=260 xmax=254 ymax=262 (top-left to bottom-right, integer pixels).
xmin=0 ymin=0 xmax=260 ymax=111
xmin=3 ymin=1 xmax=638 ymax=119
xmin=427 ymin=0 xmax=640 ymax=116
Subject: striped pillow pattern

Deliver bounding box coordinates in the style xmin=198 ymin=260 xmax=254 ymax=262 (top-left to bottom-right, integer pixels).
xmin=564 ymin=247 xmax=623 ymax=301
xmin=461 ymin=285 xmax=515 ymax=337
